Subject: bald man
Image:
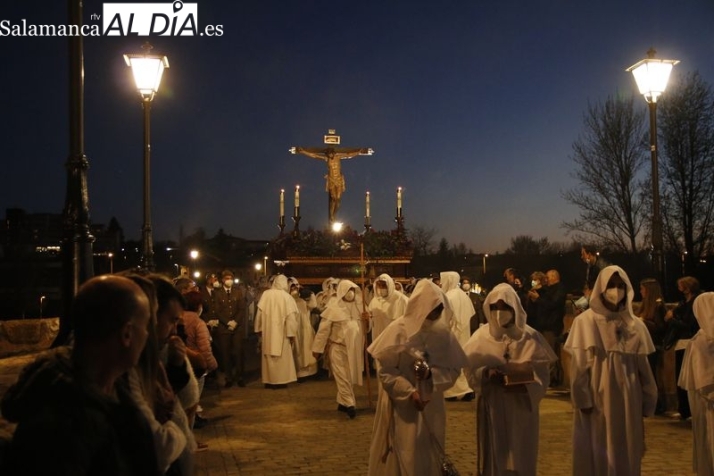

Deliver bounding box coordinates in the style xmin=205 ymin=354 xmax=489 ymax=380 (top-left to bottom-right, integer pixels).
xmin=1 ymin=275 xmax=157 ymax=476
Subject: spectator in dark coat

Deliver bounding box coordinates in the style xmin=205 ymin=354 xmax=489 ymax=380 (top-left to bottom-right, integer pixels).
xmin=0 ymin=275 xmax=157 ymax=476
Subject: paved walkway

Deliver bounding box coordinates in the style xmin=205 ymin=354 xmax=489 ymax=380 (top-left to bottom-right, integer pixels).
xmin=194 ymin=374 xmax=694 ymax=476
xmin=1 ymin=353 xmax=696 ymax=475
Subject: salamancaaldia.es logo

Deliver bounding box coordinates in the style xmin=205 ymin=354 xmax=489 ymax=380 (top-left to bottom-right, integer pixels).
xmin=0 ymin=1 xmax=223 ymax=37
xmin=102 ymin=0 xmax=223 ymax=36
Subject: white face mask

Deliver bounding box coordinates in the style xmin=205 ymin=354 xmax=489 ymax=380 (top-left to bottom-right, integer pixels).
xmin=212 ymin=281 xmax=221 ymax=289
xmin=224 ymin=279 xmax=234 ymax=288
xmin=378 ymin=289 xmax=388 ymax=298
xmin=344 ymin=290 xmax=356 ymax=302
xmin=461 ymin=284 xmax=471 ymax=292
xmin=604 ymin=287 xmax=625 ymax=306
xmin=495 ymin=309 xmax=514 ymax=328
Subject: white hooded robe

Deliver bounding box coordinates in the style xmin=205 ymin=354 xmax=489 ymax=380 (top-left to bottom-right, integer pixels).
xmin=441 ymin=271 xmax=476 ymax=399
xmin=563 ymin=265 xmax=657 ymax=476
xmin=679 ymin=292 xmax=714 ymax=476
xmin=255 ymin=275 xmax=299 ymax=385
xmin=464 ymin=283 xmax=556 ymax=476
xmin=312 ymin=280 xmax=364 ymax=407
xmin=288 ymin=277 xmax=318 ymax=378
xmin=367 ymin=279 xmax=468 ymax=476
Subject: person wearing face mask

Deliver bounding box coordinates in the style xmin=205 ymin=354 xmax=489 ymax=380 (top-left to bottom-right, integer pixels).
xmin=368 ymin=274 xmax=409 ymax=343
xmin=463 ymin=283 xmax=556 ymax=476
xmin=288 ymin=277 xmax=318 ymax=379
xmin=461 ymin=277 xmax=486 ymax=333
xmin=254 ymin=274 xmax=299 ymax=388
xmin=563 ymin=266 xmax=657 ymax=476
xmin=213 ymin=270 xmax=247 ymax=388
xmin=440 ymin=271 xmax=477 ymax=402
xmin=180 ymin=290 xmax=217 ymax=431
xmin=367 ymin=274 xmax=409 ymax=390
xmin=367 ymin=279 xmax=468 ymax=476
xmin=312 ymin=280 xmax=368 ymax=419
xmin=199 ymin=273 xmax=220 ymax=324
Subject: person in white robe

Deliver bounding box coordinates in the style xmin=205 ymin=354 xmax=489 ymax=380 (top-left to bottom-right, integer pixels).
xmin=368 ymin=273 xmax=409 ymax=342
xmin=312 ymin=279 xmax=367 ymax=418
xmin=254 ymin=274 xmax=299 ymax=386
xmin=563 ymin=265 xmax=658 ymax=476
xmin=441 ymin=271 xmax=477 ymax=401
xmin=315 ymin=277 xmax=339 ymax=312
xmin=288 ymin=277 xmax=318 ymax=379
xmin=367 ymin=279 xmax=468 ymax=476
xmin=463 ymin=283 xmax=556 ymax=476
xmin=679 ymin=292 xmax=714 ymax=476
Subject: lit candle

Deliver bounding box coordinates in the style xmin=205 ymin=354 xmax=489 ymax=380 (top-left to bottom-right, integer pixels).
xmin=295 ymin=185 xmax=300 ymax=208
xmin=366 ymin=191 xmax=370 ymax=218
xmin=280 ymin=189 xmax=285 ymax=217
xmin=397 ymin=187 xmax=403 ymax=216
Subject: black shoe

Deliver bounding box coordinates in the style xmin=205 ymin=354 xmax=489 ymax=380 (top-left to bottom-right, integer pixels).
xmin=346 ymin=406 xmax=356 ymax=419
xmin=445 ymin=397 xmax=458 ymax=402
xmin=461 ymin=392 xmax=475 ymax=402
xmin=194 ymin=414 xmax=208 ymax=429
xmin=337 ymin=404 xmax=348 ymax=413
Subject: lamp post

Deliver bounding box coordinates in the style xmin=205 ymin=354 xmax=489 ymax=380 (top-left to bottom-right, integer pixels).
xmin=124 ymin=42 xmax=169 ymax=271
xmin=108 ymin=252 xmax=114 ymax=273
xmin=482 ymin=253 xmax=488 ymax=275
xmin=56 ymin=0 xmax=96 ymax=346
xmin=263 ymin=256 xmax=268 ymax=276
xmin=627 ymin=48 xmax=678 ymax=288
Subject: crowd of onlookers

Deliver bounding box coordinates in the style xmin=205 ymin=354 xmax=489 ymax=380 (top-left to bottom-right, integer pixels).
xmin=0 ymin=243 xmax=712 ymax=475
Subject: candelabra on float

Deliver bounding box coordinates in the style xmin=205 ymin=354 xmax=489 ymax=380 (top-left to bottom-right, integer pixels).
xmin=395 ymin=187 xmax=405 ymax=236
xmin=292 ymin=185 xmax=301 ymax=237
xmin=278 ymin=188 xmax=286 ymax=234
xmin=364 ymin=191 xmax=372 ymax=232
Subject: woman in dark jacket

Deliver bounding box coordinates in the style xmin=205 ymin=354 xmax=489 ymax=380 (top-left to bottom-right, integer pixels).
xmin=664 ymin=276 xmax=701 ymax=420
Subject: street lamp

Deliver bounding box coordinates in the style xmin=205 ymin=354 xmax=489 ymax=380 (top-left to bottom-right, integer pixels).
xmin=124 ymin=42 xmax=169 ymax=271
xmin=108 ymin=252 xmax=114 ymax=273
xmin=627 ymin=48 xmax=678 ymax=287
xmin=482 ymin=253 xmax=488 ymax=275
xmin=263 ymin=256 xmax=268 ymax=276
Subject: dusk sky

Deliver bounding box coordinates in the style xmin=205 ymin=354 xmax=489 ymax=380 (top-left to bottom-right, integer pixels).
xmin=2 ymin=1 xmax=713 ymax=254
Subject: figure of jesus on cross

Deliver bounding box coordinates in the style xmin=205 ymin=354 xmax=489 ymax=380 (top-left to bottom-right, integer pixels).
xmin=290 ymin=131 xmax=374 ymax=224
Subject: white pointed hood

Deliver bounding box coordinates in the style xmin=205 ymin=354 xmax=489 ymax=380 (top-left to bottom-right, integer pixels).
xmin=440 ymin=271 xmax=460 ymax=293
xmin=483 ymin=283 xmax=526 ymax=340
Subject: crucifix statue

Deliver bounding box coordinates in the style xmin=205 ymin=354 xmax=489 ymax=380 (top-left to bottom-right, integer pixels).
xmin=290 ymin=130 xmax=374 ymax=223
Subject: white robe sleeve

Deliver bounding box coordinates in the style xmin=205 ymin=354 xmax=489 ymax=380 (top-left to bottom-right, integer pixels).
xmin=127 ymin=369 xmax=187 ymax=472
xmin=311 ymin=318 xmax=331 ymax=353
xmin=569 ymin=347 xmax=594 ymax=409
xmin=430 ymin=366 xmax=461 ymax=392
xmin=378 ymin=350 xmax=417 ymax=402
xmin=285 ymin=310 xmax=298 ymax=338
